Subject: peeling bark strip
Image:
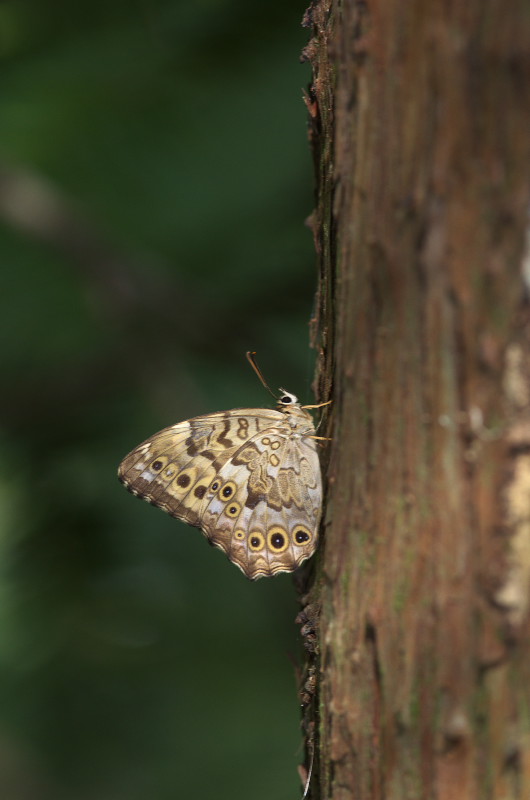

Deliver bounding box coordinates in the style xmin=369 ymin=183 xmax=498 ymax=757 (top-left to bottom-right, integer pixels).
xmin=303 ymin=0 xmax=530 ymax=798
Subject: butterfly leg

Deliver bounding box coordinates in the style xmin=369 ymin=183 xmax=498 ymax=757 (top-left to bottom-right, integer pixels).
xmin=301 ymin=400 xmax=332 ymax=410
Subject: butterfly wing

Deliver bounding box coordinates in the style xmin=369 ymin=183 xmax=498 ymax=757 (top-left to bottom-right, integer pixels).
xmin=200 ymin=431 xmax=321 ymax=579
xmin=118 ymin=408 xmax=285 ymax=527
xmin=118 ymin=407 xmax=321 ymax=579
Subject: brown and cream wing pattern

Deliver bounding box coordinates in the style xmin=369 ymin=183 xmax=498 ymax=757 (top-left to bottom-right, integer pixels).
xmin=118 ymin=404 xmax=321 ymax=579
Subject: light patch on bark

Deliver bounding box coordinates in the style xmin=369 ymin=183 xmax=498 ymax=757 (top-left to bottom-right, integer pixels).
xmin=497 ymin=344 xmax=530 ymax=626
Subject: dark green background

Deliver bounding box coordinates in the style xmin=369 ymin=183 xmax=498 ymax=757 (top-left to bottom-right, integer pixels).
xmin=0 ymin=2 xmax=317 ymax=798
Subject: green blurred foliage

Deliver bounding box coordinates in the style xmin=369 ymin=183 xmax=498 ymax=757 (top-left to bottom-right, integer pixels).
xmin=0 ymin=1 xmax=317 ymax=798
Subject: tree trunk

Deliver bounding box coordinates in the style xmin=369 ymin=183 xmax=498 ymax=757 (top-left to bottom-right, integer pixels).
xmin=301 ymin=1 xmax=530 ymax=797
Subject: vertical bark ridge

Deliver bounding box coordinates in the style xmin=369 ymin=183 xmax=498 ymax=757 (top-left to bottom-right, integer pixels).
xmin=303 ymin=0 xmax=530 ymax=797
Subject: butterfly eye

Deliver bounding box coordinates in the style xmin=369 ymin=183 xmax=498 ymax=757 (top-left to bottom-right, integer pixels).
xmin=234 ymin=530 xmax=245 ymax=541
xmin=210 ymin=480 xmax=220 ymax=492
xmin=277 ymin=389 xmax=298 ymax=405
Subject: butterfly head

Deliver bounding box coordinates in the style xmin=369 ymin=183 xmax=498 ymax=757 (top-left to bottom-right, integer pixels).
xmin=277 ymin=389 xmax=299 ymax=408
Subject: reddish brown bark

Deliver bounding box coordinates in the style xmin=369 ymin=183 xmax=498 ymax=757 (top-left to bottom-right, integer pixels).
xmin=303 ymin=1 xmax=530 ymax=798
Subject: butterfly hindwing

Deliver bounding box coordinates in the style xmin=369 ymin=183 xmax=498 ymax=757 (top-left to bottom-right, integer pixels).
xmin=200 ymin=432 xmax=320 ymax=578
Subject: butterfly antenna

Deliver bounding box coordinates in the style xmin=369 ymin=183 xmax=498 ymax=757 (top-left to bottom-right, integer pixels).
xmin=246 ymin=351 xmax=277 ymax=399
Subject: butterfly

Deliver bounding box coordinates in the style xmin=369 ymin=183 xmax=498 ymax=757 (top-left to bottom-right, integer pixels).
xmin=118 ymin=358 xmax=327 ymax=579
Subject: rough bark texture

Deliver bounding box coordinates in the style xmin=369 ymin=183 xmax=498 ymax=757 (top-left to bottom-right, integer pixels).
xmin=302 ymin=0 xmax=530 ymax=798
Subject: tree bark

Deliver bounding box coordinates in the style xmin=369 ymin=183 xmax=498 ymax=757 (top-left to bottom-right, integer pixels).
xmin=301 ymin=0 xmax=530 ymax=797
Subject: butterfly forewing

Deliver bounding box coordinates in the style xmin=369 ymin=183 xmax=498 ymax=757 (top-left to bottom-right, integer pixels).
xmin=118 ymin=403 xmax=321 ymax=579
